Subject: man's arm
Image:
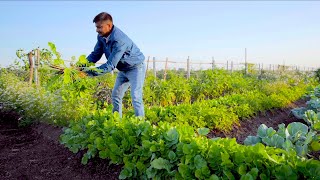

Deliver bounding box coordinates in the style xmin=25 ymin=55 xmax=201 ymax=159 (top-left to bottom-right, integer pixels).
xmin=87 ymin=37 xmax=104 ymax=63
xmin=97 ymin=40 xmax=127 ymax=73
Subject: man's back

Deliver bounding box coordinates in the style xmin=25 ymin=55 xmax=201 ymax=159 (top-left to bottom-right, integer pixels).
xmin=88 ymin=25 xmax=145 ymax=72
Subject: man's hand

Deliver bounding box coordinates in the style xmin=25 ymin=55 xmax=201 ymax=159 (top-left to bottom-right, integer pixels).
xmin=75 ymin=58 xmax=95 ymax=71
xmin=96 ymin=66 xmax=108 ymax=75
xmin=80 ymin=67 xmax=106 ymax=77
xmin=80 ymin=67 xmax=98 ymax=76
xmin=75 ymin=63 xmax=87 ymax=72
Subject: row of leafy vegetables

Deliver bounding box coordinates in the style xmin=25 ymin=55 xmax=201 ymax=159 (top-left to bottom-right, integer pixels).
xmin=144 ymin=82 xmax=307 ymax=132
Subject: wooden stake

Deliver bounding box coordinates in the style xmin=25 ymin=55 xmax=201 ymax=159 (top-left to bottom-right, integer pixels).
xmin=153 ymin=57 xmax=156 ymax=77
xmin=212 ymin=57 xmax=215 ymax=70
xmin=28 ymin=52 xmax=34 ymax=85
xmin=164 ymin=57 xmax=168 ymax=80
xmin=36 ymin=49 xmax=40 ymax=86
xmin=231 ymin=61 xmax=233 ymax=73
xmin=226 ymin=61 xmax=229 ymax=71
xmin=187 ymin=56 xmax=190 ymax=79
xmin=146 ymin=56 xmax=150 ymax=75
xmin=245 ymin=48 xmax=248 ymax=74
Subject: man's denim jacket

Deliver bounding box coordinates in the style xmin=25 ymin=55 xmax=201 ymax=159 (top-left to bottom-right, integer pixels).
xmin=87 ymin=25 xmax=145 ymax=72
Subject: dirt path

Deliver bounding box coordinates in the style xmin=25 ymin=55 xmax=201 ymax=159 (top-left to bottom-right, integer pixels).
xmin=0 ymin=99 xmax=309 ymax=180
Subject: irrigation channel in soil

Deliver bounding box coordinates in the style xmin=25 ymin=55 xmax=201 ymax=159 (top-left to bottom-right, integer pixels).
xmin=0 ymin=99 xmax=310 ymax=180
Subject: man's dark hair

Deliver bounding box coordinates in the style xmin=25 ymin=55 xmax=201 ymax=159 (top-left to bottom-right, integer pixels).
xmin=93 ymin=12 xmax=113 ymax=23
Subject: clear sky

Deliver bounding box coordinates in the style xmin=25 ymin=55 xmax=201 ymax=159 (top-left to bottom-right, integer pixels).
xmin=0 ymin=1 xmax=319 ymax=69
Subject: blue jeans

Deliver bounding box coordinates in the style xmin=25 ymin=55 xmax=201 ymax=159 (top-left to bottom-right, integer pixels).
xmin=111 ymin=63 xmax=146 ymax=117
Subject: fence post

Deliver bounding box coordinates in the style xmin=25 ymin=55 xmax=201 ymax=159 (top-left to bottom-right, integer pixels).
xmin=28 ymin=51 xmax=34 ymax=85
xmin=34 ymin=50 xmax=38 ymax=86
xmin=246 ymin=63 xmax=249 ymax=74
xmin=164 ymin=57 xmax=168 ymax=80
xmin=146 ymin=56 xmax=150 ymax=74
xmin=212 ymin=57 xmax=215 ymax=70
xmin=245 ymin=48 xmax=248 ymax=74
xmin=226 ymin=61 xmax=229 ymax=71
xmin=231 ymin=61 xmax=233 ymax=73
xmin=36 ymin=49 xmax=40 ymax=86
xmin=153 ymin=57 xmax=156 ymax=77
xmin=273 ymin=64 xmax=275 ymax=72
xmin=187 ymin=56 xmax=190 ymax=79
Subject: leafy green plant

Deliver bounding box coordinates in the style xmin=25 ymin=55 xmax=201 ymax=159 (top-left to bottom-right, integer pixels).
xmin=244 ymin=122 xmax=319 ymax=157
xmin=315 ymin=68 xmax=320 ymax=83
xmin=304 ymin=110 xmax=320 ymax=131
xmin=303 ymin=110 xmax=320 ymax=152
xmin=292 ymin=85 xmax=320 ymax=119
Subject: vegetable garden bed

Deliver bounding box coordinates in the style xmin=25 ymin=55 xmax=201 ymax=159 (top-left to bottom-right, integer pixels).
xmin=1 ymin=98 xmax=318 ymax=180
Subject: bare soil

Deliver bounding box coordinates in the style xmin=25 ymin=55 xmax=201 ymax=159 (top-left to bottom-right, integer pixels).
xmin=0 ymin=98 xmax=317 ymax=180
xmin=0 ymin=111 xmax=121 ymax=180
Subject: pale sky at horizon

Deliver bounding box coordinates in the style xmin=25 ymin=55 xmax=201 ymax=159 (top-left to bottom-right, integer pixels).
xmin=0 ymin=1 xmax=319 ymax=69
